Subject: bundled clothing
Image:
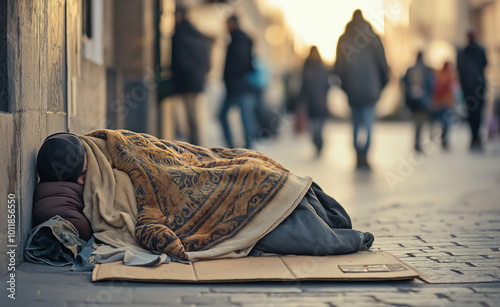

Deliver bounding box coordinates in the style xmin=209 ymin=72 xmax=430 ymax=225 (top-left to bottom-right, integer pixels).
xmin=33 ymin=182 xmax=92 ymax=241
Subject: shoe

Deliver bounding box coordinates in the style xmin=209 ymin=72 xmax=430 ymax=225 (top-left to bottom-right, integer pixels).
xmin=360 ymin=159 xmax=371 ymax=171
xmin=356 ymin=153 xmax=371 ymax=171
xmin=414 ymin=144 xmax=423 ymax=153
xmin=470 ymin=141 xmax=484 ymax=153
xmin=315 ymin=148 xmax=322 ymax=159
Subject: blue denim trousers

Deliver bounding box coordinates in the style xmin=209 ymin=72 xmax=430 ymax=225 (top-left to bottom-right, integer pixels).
xmin=432 ymin=107 xmax=453 ymax=144
xmin=219 ymin=91 xmax=259 ymax=148
xmin=350 ymin=105 xmax=376 ymax=154
xmin=309 ymin=118 xmax=325 ymax=153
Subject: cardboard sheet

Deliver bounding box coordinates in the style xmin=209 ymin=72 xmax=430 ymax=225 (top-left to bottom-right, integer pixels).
xmin=92 ymin=251 xmax=420 ymax=283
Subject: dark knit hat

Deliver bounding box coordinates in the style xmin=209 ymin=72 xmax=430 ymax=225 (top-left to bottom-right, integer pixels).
xmin=36 ymin=132 xmax=85 ymax=183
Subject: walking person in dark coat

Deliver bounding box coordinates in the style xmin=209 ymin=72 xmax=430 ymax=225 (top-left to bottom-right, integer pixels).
xmin=300 ymin=46 xmax=330 ymax=157
xmin=403 ymin=51 xmax=434 ymax=152
xmin=334 ymin=9 xmax=389 ymax=169
xmin=219 ymin=15 xmax=259 ymax=149
xmin=457 ymin=31 xmax=488 ymax=152
xmin=171 ymin=6 xmax=210 ymax=145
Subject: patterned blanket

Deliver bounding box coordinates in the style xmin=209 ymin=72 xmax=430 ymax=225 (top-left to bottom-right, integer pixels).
xmin=85 ymin=129 xmax=311 ymax=261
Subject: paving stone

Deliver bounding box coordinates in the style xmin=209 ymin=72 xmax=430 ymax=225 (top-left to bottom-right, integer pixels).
xmin=132 ymin=288 xmax=206 ymax=304
xmin=240 ymin=303 xmax=327 ymax=307
xmin=7 ymin=299 xmax=68 ymax=307
xmin=226 ymin=293 xmax=269 ymax=303
xmin=23 ymin=286 xmax=135 ymax=304
xmin=210 ymin=287 xmax=302 ymax=294
xmin=427 ymin=256 xmax=487 ymax=263
xmin=264 ymin=295 xmax=337 ymax=305
xmin=413 ymin=286 xmax=475 ymax=295
xmin=301 ymin=286 xmax=398 ymax=293
xmin=67 ymin=303 xmax=135 ymax=307
xmin=181 ymin=295 xmax=232 ymax=305
xmin=445 ymin=301 xmax=491 ymax=307
xmin=374 ymin=294 xmax=451 ymax=306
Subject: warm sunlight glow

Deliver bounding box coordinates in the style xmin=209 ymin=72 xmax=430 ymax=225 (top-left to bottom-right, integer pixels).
xmin=265 ymin=0 xmax=386 ymax=63
xmin=265 ymin=25 xmax=286 ymax=46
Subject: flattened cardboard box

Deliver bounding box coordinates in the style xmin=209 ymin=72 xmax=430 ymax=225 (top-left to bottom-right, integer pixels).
xmin=92 ymin=251 xmax=420 ymax=282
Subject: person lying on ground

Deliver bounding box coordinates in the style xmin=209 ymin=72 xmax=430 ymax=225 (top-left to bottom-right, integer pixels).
xmin=33 ymin=130 xmax=374 ymax=262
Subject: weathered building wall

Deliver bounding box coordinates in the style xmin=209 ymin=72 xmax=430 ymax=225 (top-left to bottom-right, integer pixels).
xmin=71 ymin=57 xmax=107 ymax=134
xmin=0 ymin=0 xmax=110 ymax=276
xmin=0 ymin=0 xmax=7 ymax=112
xmin=113 ymin=0 xmax=158 ymax=135
xmin=3 ymin=0 xmax=51 ymax=276
xmin=0 ymin=114 xmax=15 ymax=277
xmin=1 ymin=0 xmax=162 ymax=276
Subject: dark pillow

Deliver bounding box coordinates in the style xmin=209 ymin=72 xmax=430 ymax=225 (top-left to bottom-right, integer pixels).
xmin=33 ymin=182 xmax=92 ymax=241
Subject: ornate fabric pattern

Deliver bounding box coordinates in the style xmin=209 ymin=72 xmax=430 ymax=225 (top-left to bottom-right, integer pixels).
xmin=86 ymin=129 xmax=294 ymax=260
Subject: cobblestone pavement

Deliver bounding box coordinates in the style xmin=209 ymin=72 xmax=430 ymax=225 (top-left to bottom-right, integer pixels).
xmin=2 ymin=121 xmax=500 ymax=307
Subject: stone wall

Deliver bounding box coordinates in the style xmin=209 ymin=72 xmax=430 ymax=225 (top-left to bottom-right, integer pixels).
xmin=0 ymin=114 xmax=15 ymax=277
xmin=0 ymin=0 xmax=109 ymax=277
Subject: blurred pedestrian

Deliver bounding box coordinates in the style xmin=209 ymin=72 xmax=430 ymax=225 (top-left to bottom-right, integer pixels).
xmin=457 ymin=31 xmax=488 ymax=152
xmin=334 ymin=9 xmax=389 ymax=169
xmin=299 ymin=46 xmax=330 ymax=157
xmin=403 ymin=51 xmax=434 ymax=152
xmin=219 ymin=15 xmax=259 ymax=148
xmin=171 ymin=6 xmax=210 ymax=145
xmin=432 ymin=61 xmax=460 ymax=150
xmin=247 ymin=56 xmax=276 ymax=139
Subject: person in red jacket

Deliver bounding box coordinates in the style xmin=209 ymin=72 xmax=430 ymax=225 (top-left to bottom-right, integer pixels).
xmin=432 ymin=61 xmax=460 ymax=150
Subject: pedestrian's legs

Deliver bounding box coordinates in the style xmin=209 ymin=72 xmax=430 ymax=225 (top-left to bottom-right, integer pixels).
xmin=351 ymin=105 xmax=375 ymax=168
xmin=219 ymin=92 xmax=235 ymax=148
xmin=254 ymin=90 xmax=265 ymax=133
xmin=238 ymin=92 xmax=259 ymax=148
xmin=467 ymin=101 xmax=484 ymax=150
xmin=413 ymin=111 xmax=427 ymax=152
xmin=350 ymin=107 xmax=362 ymax=166
xmin=310 ymin=118 xmax=325 ymax=156
xmin=361 ymin=105 xmax=376 ymax=155
xmin=435 ymin=108 xmax=450 ymax=149
xmin=441 ymin=116 xmax=449 ymax=149
xmin=183 ymin=93 xmax=200 ymax=145
xmin=351 ymin=107 xmax=361 ymax=152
